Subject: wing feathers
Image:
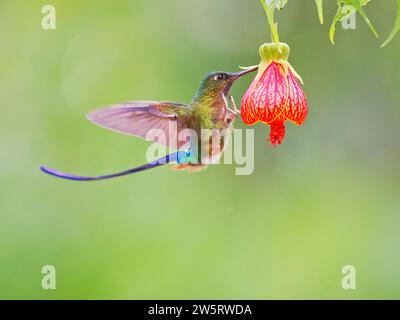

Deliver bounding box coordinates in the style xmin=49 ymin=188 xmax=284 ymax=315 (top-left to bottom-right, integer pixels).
xmin=87 ymin=101 xmax=191 ymax=149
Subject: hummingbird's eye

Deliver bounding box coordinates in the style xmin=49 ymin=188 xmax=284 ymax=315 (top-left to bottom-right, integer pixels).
xmin=214 ymin=73 xmax=227 ymax=81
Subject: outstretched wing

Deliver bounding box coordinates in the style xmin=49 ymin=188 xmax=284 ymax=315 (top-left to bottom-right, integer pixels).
xmin=87 ymin=101 xmax=191 ymax=149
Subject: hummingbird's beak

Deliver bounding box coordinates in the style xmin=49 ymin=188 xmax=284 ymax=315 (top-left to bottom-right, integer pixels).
xmin=230 ymin=66 xmax=259 ymax=80
xmin=222 ymin=66 xmax=259 ymax=96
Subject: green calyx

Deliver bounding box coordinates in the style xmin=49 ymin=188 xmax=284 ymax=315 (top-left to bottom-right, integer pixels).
xmin=241 ymin=42 xmax=290 ymax=83
xmin=259 ymin=42 xmax=290 ymax=65
xmin=255 ymin=42 xmax=290 ymax=83
xmin=255 ymin=42 xmax=304 ymax=85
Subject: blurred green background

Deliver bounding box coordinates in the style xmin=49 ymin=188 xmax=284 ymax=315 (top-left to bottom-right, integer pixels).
xmin=1 ymin=0 xmax=399 ymax=299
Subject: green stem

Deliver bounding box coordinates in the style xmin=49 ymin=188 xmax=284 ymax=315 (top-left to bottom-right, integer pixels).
xmin=261 ymin=0 xmax=280 ymax=43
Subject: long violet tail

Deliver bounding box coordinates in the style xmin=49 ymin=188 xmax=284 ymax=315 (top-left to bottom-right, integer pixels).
xmin=40 ymin=151 xmax=190 ymax=181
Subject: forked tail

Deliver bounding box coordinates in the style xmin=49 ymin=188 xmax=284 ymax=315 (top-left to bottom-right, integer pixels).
xmin=40 ymin=151 xmax=190 ymax=181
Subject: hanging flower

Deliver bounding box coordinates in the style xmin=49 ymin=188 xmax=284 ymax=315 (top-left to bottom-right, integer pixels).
xmin=240 ymin=42 xmax=308 ymax=146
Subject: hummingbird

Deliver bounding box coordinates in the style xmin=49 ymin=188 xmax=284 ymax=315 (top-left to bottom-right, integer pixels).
xmin=40 ymin=66 xmax=258 ymax=181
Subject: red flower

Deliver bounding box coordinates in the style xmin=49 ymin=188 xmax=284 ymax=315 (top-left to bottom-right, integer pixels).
xmin=241 ymin=43 xmax=308 ymax=146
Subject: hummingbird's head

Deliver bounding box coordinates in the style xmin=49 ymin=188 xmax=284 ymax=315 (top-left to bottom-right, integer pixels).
xmin=198 ymin=67 xmax=258 ymax=98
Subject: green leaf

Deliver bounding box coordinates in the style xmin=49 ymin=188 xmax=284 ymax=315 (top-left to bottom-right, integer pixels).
xmin=381 ymin=0 xmax=400 ymax=47
xmin=315 ymin=0 xmax=324 ymax=24
xmin=329 ymin=4 xmax=356 ymax=45
xmin=329 ymin=0 xmax=378 ymax=45
xmin=314 ymin=0 xmax=324 ymax=24
xmin=349 ymin=0 xmax=379 ymax=39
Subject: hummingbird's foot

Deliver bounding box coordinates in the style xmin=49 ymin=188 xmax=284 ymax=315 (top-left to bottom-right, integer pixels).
xmin=223 ymin=94 xmax=239 ymax=116
xmin=226 ymin=106 xmax=239 ymax=116
xmin=229 ymin=95 xmax=240 ymax=115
